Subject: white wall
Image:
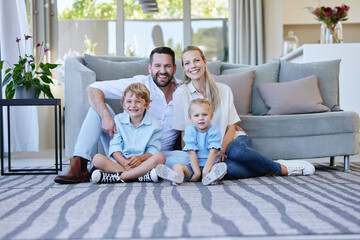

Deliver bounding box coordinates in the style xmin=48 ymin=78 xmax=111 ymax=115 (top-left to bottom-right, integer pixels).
xmin=266 ymin=0 xmax=360 ymax=62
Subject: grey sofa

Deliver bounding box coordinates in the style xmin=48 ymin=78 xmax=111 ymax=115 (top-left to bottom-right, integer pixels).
xmin=65 ymin=54 xmax=359 ymax=171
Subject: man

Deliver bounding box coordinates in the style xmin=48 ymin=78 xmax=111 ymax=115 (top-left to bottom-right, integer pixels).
xmin=54 ymin=47 xmax=180 ymax=184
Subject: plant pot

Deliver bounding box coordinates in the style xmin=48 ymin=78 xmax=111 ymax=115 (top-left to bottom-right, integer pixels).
xmin=15 ymin=86 xmax=38 ymax=99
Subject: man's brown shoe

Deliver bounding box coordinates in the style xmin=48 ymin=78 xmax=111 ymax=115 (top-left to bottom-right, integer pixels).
xmin=54 ymin=156 xmax=90 ymax=184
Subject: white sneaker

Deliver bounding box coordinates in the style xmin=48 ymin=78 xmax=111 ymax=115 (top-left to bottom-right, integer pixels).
xmin=155 ymin=164 xmax=184 ymax=184
xmin=138 ymin=169 xmax=159 ymax=182
xmin=91 ymin=169 xmax=123 ymax=183
xmin=277 ymin=160 xmax=315 ymax=176
xmin=202 ymin=162 xmax=227 ymax=186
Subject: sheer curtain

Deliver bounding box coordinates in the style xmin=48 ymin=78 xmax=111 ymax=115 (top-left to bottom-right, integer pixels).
xmin=228 ymin=0 xmax=265 ymax=65
xmin=0 ymin=0 xmax=39 ymax=152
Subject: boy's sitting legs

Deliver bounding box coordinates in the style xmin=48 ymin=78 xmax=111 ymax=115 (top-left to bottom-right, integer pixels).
xmin=92 ymin=152 xmax=165 ymax=183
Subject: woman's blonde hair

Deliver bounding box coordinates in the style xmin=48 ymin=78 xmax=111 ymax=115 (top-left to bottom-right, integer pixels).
xmin=188 ymin=98 xmax=214 ymax=116
xmin=181 ymin=45 xmax=220 ymax=109
xmin=121 ymin=83 xmax=150 ymax=105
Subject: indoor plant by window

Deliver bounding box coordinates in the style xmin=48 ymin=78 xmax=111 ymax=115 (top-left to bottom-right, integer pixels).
xmin=0 ymin=35 xmax=59 ymax=99
xmin=310 ymin=4 xmax=350 ymax=44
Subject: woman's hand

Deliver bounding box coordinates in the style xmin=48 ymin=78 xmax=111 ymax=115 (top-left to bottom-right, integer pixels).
xmin=235 ymin=125 xmax=248 ymax=136
xmin=219 ymin=150 xmax=227 ymax=161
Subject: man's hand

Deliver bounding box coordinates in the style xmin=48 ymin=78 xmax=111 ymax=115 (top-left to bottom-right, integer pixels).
xmin=102 ymin=114 xmax=117 ymax=139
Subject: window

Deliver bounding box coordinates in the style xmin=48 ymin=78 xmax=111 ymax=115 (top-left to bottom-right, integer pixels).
xmin=55 ymin=0 xmax=228 ymax=61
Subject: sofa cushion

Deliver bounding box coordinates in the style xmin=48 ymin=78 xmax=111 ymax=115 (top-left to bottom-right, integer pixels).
xmin=279 ymin=59 xmax=341 ymax=111
xmin=258 ymin=75 xmax=330 ymax=115
xmin=239 ymin=111 xmax=359 ymax=138
xmin=221 ymin=60 xmax=280 ymax=116
xmin=174 ymin=59 xmax=222 ymax=81
xmin=213 ymin=71 xmax=255 ymax=115
xmin=84 ymin=54 xmax=149 ymax=81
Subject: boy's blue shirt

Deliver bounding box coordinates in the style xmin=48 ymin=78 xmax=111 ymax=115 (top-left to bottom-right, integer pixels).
xmin=109 ymin=111 xmax=162 ymax=158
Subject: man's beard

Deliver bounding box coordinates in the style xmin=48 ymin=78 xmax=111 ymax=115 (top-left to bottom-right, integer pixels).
xmin=152 ymin=73 xmax=173 ymax=88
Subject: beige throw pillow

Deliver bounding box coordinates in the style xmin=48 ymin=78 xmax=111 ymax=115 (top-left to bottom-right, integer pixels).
xmin=213 ymin=71 xmax=255 ymax=115
xmin=258 ymin=75 xmax=330 ymax=115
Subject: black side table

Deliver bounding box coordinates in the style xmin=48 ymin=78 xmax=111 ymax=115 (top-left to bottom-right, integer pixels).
xmin=0 ymin=99 xmax=62 ymax=175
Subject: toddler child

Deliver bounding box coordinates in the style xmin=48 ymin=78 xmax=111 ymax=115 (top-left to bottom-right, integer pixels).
xmin=156 ymin=98 xmax=227 ymax=185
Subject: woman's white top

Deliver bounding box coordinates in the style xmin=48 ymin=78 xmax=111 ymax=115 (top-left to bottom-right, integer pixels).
xmin=172 ymin=81 xmax=240 ymax=139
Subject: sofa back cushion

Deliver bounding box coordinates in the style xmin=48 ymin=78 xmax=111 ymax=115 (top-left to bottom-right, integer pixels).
xmin=258 ymin=75 xmax=330 ymax=115
xmin=213 ymin=71 xmax=255 ymax=115
xmin=279 ymin=59 xmax=341 ymax=111
xmin=84 ymin=54 xmax=149 ymax=80
xmin=221 ymin=60 xmax=280 ymax=115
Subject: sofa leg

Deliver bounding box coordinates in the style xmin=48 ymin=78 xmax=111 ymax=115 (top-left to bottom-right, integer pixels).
xmin=329 ymin=156 xmax=336 ymax=166
xmin=343 ymin=155 xmax=351 ymax=172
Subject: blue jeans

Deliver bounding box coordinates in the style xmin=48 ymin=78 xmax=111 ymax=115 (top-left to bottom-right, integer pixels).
xmin=73 ymin=105 xmax=116 ymax=160
xmin=224 ymin=136 xmax=281 ymax=179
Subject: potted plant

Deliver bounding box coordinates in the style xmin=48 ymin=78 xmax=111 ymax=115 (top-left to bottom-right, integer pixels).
xmin=0 ymin=34 xmax=59 ymax=99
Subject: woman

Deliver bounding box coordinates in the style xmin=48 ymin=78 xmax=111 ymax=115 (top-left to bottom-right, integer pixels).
xmin=172 ymin=46 xmax=315 ymax=179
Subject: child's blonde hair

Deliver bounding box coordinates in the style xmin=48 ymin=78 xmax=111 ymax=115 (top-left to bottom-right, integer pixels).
xmin=121 ymin=83 xmax=150 ymax=105
xmin=188 ymin=98 xmax=214 ymax=116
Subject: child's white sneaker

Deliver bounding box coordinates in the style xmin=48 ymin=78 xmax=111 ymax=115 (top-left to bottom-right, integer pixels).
xmin=156 ymin=164 xmax=184 ymax=184
xmin=202 ymin=162 xmax=227 ymax=186
xmin=91 ymin=169 xmax=123 ymax=183
xmin=138 ymin=169 xmax=158 ymax=182
xmin=276 ymin=160 xmax=315 ymax=176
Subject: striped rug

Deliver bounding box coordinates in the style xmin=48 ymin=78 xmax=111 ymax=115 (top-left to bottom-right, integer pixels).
xmin=1 ymin=162 xmax=360 ymax=239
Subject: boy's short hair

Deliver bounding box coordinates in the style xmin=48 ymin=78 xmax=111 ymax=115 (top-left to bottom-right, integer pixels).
xmin=122 ymin=83 xmax=150 ymax=105
xmin=188 ymin=98 xmax=214 ymax=115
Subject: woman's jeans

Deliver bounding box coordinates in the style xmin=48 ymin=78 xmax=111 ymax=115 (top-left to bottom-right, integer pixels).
xmin=224 ymin=136 xmax=281 ymax=179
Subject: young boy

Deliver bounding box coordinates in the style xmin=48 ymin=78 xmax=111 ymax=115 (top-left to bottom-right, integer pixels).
xmin=156 ymin=98 xmax=227 ymax=185
xmin=91 ymin=83 xmax=165 ymax=183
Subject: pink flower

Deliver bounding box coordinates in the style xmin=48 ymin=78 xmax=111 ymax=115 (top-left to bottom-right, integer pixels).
xmin=36 ymin=43 xmax=41 ymax=48
xmin=323 ymin=7 xmax=332 ymax=18
xmin=44 ymin=49 xmax=50 ymax=53
xmin=25 ymin=35 xmax=32 ymax=40
xmin=341 ymin=4 xmax=350 ymax=12
xmin=335 ymin=7 xmax=343 ymax=18
xmin=28 ymin=60 xmax=34 ymax=64
xmin=312 ymin=8 xmax=320 ymax=17
xmin=16 ymin=37 xmax=21 ymax=43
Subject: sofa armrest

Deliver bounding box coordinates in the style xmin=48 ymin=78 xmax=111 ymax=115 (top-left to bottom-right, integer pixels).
xmin=65 ymin=56 xmax=96 ymax=157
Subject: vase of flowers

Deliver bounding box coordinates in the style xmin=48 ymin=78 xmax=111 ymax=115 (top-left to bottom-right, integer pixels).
xmin=311 ymin=4 xmax=350 ymax=44
xmin=0 ymin=35 xmax=59 ymax=99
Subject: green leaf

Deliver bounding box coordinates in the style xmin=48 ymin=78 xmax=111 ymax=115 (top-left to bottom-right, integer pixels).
xmin=0 ymin=60 xmax=3 ymax=71
xmin=32 ymin=78 xmax=41 ymax=86
xmin=40 ymin=66 xmax=52 ymax=76
xmin=2 ymin=73 xmax=12 ymax=86
xmin=40 ymin=75 xmax=54 ymax=84
xmin=46 ymin=63 xmax=60 ymax=69
xmin=5 ymin=82 xmax=15 ymax=99
xmin=38 ymin=84 xmax=54 ymax=99
xmin=25 ymin=81 xmax=32 ymax=90
xmin=5 ymin=68 xmax=12 ymax=74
